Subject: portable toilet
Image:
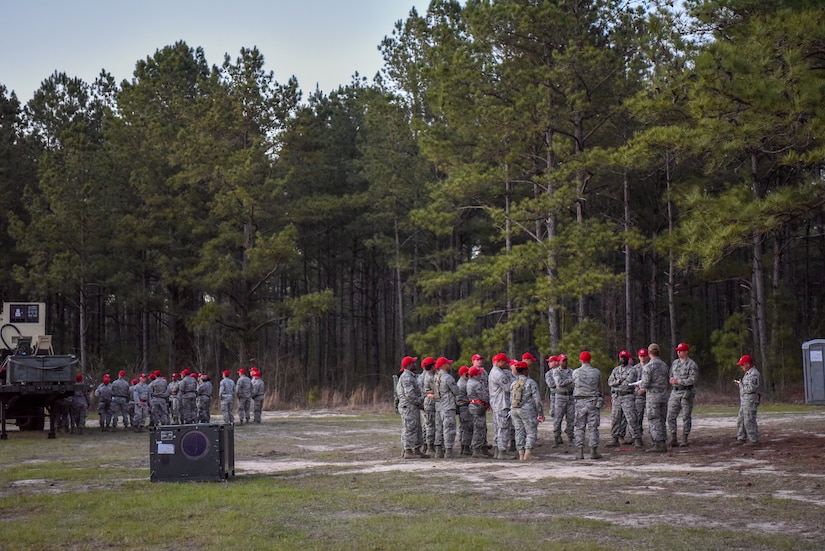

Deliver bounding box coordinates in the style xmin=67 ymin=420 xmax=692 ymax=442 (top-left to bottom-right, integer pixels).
xmin=802 ymin=339 xmax=825 ymax=405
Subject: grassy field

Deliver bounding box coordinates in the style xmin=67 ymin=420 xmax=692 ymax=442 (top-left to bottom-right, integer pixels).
xmin=0 ymin=405 xmax=824 ymax=550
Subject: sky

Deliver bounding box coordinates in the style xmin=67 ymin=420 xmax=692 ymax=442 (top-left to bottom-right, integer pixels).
xmin=0 ymin=0 xmax=429 ymax=102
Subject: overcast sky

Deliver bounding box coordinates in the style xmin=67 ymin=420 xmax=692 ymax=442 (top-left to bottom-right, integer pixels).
xmin=0 ymin=0 xmax=428 ymax=101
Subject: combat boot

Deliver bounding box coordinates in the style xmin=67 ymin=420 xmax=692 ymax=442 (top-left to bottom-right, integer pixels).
xmin=402 ymin=449 xmax=416 ymax=459
xmin=462 ymin=445 xmax=473 ymax=456
xmin=590 ymin=446 xmax=603 ymax=459
xmin=575 ymin=447 xmax=585 ymax=460
xmin=646 ymin=441 xmax=667 ymax=453
xmin=679 ymin=435 xmax=689 ymax=447
xmin=444 ymin=448 xmax=455 ymax=459
xmin=420 ymin=443 xmax=428 ymax=455
xmin=669 ymin=433 xmax=678 ymax=448
xmin=472 ymin=448 xmax=491 ymax=458
xmin=606 ymin=437 xmax=620 ymax=447
xmin=523 ymin=449 xmax=533 ymax=461
xmin=551 ymin=435 xmax=562 ymax=448
xmin=493 ymin=448 xmax=501 ymax=460
xmin=633 ymin=438 xmax=644 ymax=449
xmin=434 ymin=445 xmax=445 ymax=459
xmin=518 ymin=449 xmax=525 ymax=461
xmin=414 ymin=446 xmax=430 ymax=458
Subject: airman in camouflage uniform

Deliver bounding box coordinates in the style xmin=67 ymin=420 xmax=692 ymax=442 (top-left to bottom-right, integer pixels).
xmin=197 ymin=373 xmax=213 ymax=423
xmin=168 ymin=373 xmax=181 ymax=424
xmin=456 ymin=366 xmax=473 ymax=456
xmin=607 ymin=351 xmax=642 ymax=448
xmin=638 ymin=343 xmax=669 ymax=452
xmin=510 ymin=361 xmax=544 ymax=460
xmin=235 ymin=368 xmax=252 ymax=425
xmin=71 ymin=374 xmax=90 ymax=434
xmin=418 ymin=357 xmax=437 ymax=454
xmin=178 ymin=369 xmax=198 ymax=424
xmin=633 ymin=349 xmax=649 ymax=443
xmin=250 ymin=368 xmax=265 ymax=423
xmin=433 ymin=357 xmax=460 ymax=458
xmin=489 ymin=353 xmax=516 ymax=460
xmin=132 ymin=374 xmax=151 ymax=432
xmin=94 ymin=374 xmax=113 ymax=431
xmin=396 ymin=356 xmax=428 ymax=459
xmin=466 ymin=366 xmax=492 ymax=457
xmin=733 ymin=355 xmax=761 ymax=445
xmin=572 ymin=351 xmax=604 ymax=460
xmin=149 ymin=370 xmax=170 ymax=426
xmin=667 ymin=342 xmax=699 ymax=447
xmin=552 ymin=354 xmax=576 ymax=448
xmin=545 ymin=355 xmax=558 ymax=419
xmin=111 ymin=370 xmax=130 ymax=430
xmin=219 ymin=370 xmax=235 ymax=424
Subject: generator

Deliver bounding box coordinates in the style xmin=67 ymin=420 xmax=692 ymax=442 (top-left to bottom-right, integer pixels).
xmin=149 ymin=423 xmax=234 ymax=482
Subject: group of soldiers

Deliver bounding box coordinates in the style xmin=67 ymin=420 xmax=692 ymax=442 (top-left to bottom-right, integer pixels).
xmin=396 ymin=343 xmax=762 ymax=460
xmin=54 ymin=366 xmax=266 ymax=434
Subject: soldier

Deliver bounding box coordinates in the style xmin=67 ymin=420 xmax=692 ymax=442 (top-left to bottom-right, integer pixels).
xmin=94 ymin=374 xmax=113 ymax=431
xmin=53 ymin=394 xmax=73 ymax=433
xmin=132 ymin=373 xmax=151 ymax=432
xmin=552 ymin=354 xmax=576 ymax=448
xmin=545 ymin=355 xmax=558 ymax=419
xmin=235 ymin=368 xmax=253 ymax=425
xmin=219 ymin=370 xmax=235 ymax=424
xmin=607 ymin=350 xmax=642 ymax=448
xmin=149 ymin=370 xmax=170 ymax=426
xmin=733 ymin=355 xmax=761 ymax=445
xmin=127 ymin=378 xmax=138 ymax=428
xmin=418 ymin=357 xmax=437 ymax=454
xmin=466 ymin=366 xmax=492 ymax=457
xmin=667 ymin=342 xmax=699 ymax=447
xmin=489 ymin=352 xmax=516 ymax=459
xmin=509 ymin=361 xmax=544 ymax=461
xmin=433 ymin=357 xmax=459 ymax=458
xmin=396 ymin=356 xmax=428 ymax=459
xmin=111 ymin=370 xmax=130 ymax=430
xmin=178 ymin=369 xmax=198 ymax=424
xmin=196 ymin=373 xmax=213 ymax=423
xmin=168 ymin=372 xmax=181 ymax=424
xmin=456 ymin=366 xmax=473 ymax=456
xmin=471 ymin=353 xmax=488 ymax=386
xmin=638 ymin=343 xmax=669 ymax=452
xmin=633 ymin=349 xmax=649 ymax=444
xmin=250 ymin=367 xmax=265 ymax=423
xmin=572 ymin=351 xmax=604 ymax=460
xmin=71 ymin=374 xmax=90 ymax=434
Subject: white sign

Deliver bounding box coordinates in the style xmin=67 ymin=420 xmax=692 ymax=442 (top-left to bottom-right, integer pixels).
xmin=811 ymin=350 xmax=823 ymax=363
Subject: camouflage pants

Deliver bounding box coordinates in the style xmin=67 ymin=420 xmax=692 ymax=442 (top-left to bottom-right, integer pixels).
xmin=553 ymin=394 xmax=575 ymax=441
xmin=197 ymin=395 xmax=212 ymax=423
xmin=399 ymin=404 xmax=423 ymax=450
xmin=133 ymin=401 xmax=149 ymax=428
xmin=422 ymin=399 xmax=436 ymax=447
xmin=611 ymin=394 xmax=639 ymax=440
xmin=221 ymin=398 xmax=234 ymax=424
xmin=71 ymin=405 xmax=88 ymax=432
xmin=252 ymin=397 xmax=264 ymax=423
xmin=151 ymin=398 xmax=169 ymax=426
xmin=574 ymin=398 xmax=601 ymax=449
xmin=493 ymin=408 xmax=512 ymax=451
xmin=468 ymin=403 xmax=488 ymax=450
xmin=180 ymin=396 xmax=197 ymax=424
xmin=667 ymin=389 xmax=695 ymax=438
xmin=634 ymin=395 xmax=646 ymax=439
xmin=737 ymin=394 xmax=759 ymax=442
xmin=98 ymin=400 xmax=112 ymax=428
xmin=434 ymin=404 xmax=456 ymax=449
xmin=646 ymin=397 xmax=667 ymax=442
xmin=111 ymin=397 xmax=129 ymax=428
xmin=237 ymin=396 xmax=252 ymax=422
xmin=169 ymin=396 xmax=180 ymax=424
xmin=511 ymin=404 xmax=539 ymax=450
xmin=457 ymin=405 xmax=472 ymax=447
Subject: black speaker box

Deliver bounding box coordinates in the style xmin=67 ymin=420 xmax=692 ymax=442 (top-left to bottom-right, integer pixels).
xmin=149 ymin=423 xmax=234 ymax=482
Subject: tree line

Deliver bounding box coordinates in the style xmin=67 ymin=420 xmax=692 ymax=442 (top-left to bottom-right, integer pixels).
xmin=0 ymin=0 xmax=823 ymax=402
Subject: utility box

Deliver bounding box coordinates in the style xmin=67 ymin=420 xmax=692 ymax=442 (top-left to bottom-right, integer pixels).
xmin=802 ymin=339 xmax=825 ymax=405
xmin=149 ymin=424 xmax=234 ymax=482
xmin=4 ymin=355 xmax=77 ymax=384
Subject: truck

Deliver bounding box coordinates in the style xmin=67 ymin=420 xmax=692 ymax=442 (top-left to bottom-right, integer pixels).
xmin=0 ymin=302 xmax=81 ymax=439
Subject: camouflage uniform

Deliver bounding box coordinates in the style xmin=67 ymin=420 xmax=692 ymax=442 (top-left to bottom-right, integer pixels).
xmin=235 ymin=373 xmax=252 ymax=424
xmin=196 ymin=377 xmax=213 ymax=423
xmin=489 ymin=364 xmax=513 ymax=455
xmin=466 ymin=375 xmax=490 ymax=453
xmin=94 ymin=380 xmax=113 ymax=430
xmin=396 ymin=368 xmax=424 ymax=452
xmin=219 ymin=374 xmax=235 ymax=424
xmin=433 ymin=368 xmax=460 ymax=456
xmin=737 ymin=366 xmax=761 ymax=443
xmin=456 ymin=374 xmax=472 ymax=454
xmin=178 ymin=373 xmax=198 ymax=424
xmin=667 ymin=356 xmax=699 ymax=445
xmin=71 ymin=383 xmax=90 ymax=434
xmin=544 ymin=366 xmax=557 ymax=418
xmin=149 ymin=376 xmax=170 ymax=426
xmin=553 ymin=366 xmax=576 ymax=445
xmin=168 ymin=378 xmax=181 ymax=424
xmin=639 ymin=357 xmax=669 ymax=446
xmin=132 ymin=380 xmax=151 ymax=431
xmin=572 ymin=362 xmax=602 ymax=450
xmin=251 ymin=375 xmax=265 ymax=423
xmin=419 ymin=368 xmax=436 ymax=452
xmin=111 ymin=376 xmax=130 ymax=429
xmin=607 ymin=363 xmax=640 ymax=443
xmin=510 ymin=374 xmax=543 ymax=451
xmin=633 ymin=360 xmax=648 ymax=441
